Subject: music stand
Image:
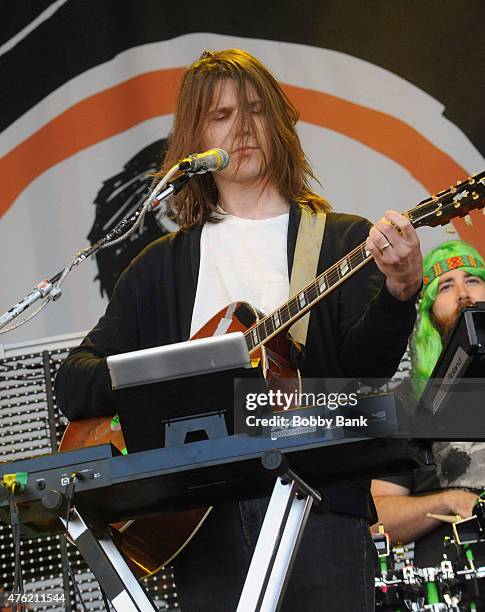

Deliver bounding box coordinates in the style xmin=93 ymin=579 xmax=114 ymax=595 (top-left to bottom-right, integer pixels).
xmin=106 ymin=333 xmax=259 ymax=453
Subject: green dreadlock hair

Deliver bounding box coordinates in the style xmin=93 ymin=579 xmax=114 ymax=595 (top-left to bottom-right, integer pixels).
xmin=412 ymin=240 xmax=485 ymax=385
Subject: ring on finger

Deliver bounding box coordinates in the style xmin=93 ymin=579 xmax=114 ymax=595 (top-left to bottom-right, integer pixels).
xmin=379 ymin=241 xmax=391 ymax=255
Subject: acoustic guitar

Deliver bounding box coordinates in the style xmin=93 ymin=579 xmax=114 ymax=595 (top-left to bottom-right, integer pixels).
xmin=59 ymin=172 xmax=485 ymax=578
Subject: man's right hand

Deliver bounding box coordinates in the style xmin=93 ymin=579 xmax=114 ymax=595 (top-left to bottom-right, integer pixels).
xmin=445 ymin=489 xmax=478 ymax=518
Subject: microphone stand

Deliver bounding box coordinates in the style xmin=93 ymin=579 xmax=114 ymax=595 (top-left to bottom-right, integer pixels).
xmin=0 ymin=172 xmax=190 ymax=333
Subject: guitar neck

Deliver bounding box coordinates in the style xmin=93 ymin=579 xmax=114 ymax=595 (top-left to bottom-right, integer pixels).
xmin=245 ymin=240 xmax=373 ymax=353
xmin=244 ymin=169 xmax=485 ymax=354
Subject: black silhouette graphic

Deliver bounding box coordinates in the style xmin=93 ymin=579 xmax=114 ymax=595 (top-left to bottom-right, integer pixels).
xmin=88 ymin=138 xmax=177 ymax=298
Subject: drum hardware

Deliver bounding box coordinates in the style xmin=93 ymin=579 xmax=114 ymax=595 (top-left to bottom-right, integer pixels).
xmin=373 ymin=533 xmax=485 ymax=610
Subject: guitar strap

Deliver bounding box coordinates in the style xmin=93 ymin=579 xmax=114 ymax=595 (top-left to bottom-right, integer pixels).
xmin=289 ymin=208 xmax=327 ymax=346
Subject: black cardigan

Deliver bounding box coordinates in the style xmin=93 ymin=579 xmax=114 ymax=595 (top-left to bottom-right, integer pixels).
xmin=55 ymin=204 xmax=417 ymax=519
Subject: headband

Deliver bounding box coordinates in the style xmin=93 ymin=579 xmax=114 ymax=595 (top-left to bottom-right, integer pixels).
xmin=423 ymin=254 xmax=484 ymax=287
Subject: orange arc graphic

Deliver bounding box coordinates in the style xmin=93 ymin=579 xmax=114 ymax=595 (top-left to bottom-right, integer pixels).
xmin=0 ymin=68 xmax=184 ymax=219
xmin=0 ymin=67 xmax=483 ymax=254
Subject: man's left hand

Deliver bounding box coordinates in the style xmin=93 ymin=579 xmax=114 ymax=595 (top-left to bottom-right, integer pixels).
xmin=366 ymin=210 xmax=423 ymax=301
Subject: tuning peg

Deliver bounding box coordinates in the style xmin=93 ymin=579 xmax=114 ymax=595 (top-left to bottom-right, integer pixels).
xmin=465 ymin=214 xmax=473 ymax=226
xmin=445 ymin=223 xmax=457 ymax=234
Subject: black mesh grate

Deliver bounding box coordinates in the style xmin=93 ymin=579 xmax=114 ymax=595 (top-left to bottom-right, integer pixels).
xmin=0 ymin=342 xmax=179 ymax=610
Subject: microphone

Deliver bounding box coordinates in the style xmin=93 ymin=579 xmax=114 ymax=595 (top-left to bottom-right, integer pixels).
xmin=178 ymin=148 xmax=229 ymax=174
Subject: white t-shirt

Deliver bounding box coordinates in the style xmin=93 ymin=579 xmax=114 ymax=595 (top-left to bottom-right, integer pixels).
xmin=190 ymin=211 xmax=290 ymax=336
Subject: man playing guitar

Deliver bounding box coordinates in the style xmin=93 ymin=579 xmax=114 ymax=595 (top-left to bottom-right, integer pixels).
xmin=55 ymin=49 xmax=423 ymax=611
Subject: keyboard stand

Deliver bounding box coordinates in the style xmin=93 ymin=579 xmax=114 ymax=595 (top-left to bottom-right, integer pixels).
xmin=62 ymin=508 xmax=158 ymax=611
xmin=237 ymin=450 xmax=323 ymax=612
xmin=62 ymin=450 xmax=322 ymax=612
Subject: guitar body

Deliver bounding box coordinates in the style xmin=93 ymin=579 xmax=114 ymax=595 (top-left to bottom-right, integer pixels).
xmin=59 ymin=302 xmax=300 ymax=578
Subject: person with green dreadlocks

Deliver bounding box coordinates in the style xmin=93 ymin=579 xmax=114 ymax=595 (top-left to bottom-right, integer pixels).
xmin=371 ymin=239 xmax=485 ymax=566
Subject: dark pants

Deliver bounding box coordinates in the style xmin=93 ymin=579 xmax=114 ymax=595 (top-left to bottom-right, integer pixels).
xmin=173 ymin=498 xmax=377 ymax=611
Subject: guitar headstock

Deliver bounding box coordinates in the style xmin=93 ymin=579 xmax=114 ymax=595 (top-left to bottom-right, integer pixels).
xmin=407 ymin=171 xmax=485 ymax=229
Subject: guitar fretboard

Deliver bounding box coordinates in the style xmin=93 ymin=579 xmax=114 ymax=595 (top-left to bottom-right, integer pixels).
xmin=245 ymin=241 xmax=372 ymax=352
